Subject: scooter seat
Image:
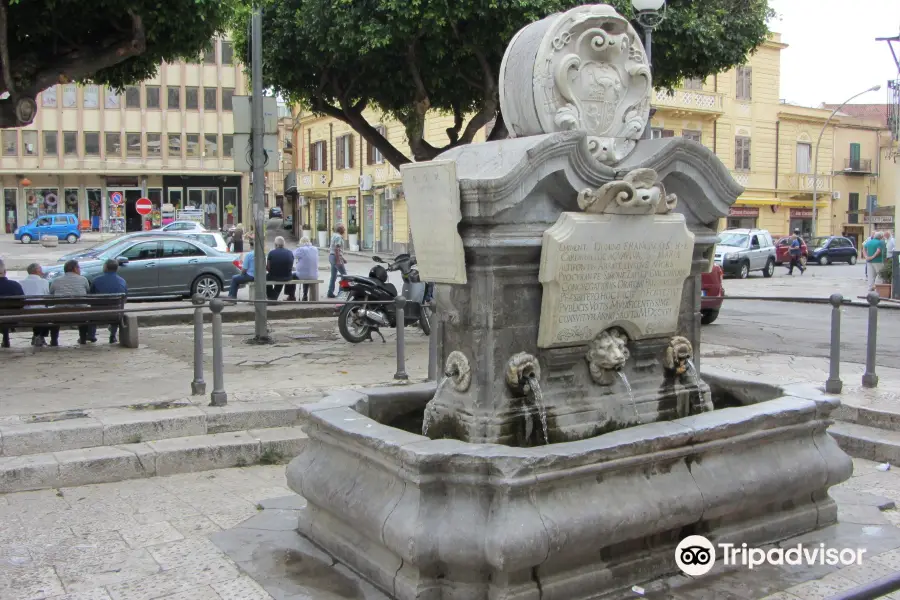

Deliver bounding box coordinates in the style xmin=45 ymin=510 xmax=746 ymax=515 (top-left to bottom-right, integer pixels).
xmin=381 ymin=282 xmax=398 ymax=296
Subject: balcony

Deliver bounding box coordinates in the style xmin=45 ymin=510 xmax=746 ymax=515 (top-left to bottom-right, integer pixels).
xmin=780 ymin=173 xmax=833 ymax=195
xmin=653 ymin=89 xmax=725 ymax=117
xmin=284 ymin=171 xmax=297 ymax=194
xmin=837 ymin=158 xmax=874 ymax=175
xmin=297 ymin=170 xmax=330 ymax=195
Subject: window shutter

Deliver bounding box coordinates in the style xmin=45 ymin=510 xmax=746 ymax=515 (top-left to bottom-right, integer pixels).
xmin=734 ymin=138 xmax=742 ymax=169
xmin=747 ymin=68 xmax=752 ymax=100
xmin=366 ymin=139 xmax=373 ymax=165
xmin=348 ymin=135 xmax=354 ymax=168
xmin=336 ymin=139 xmax=343 ymax=170
xmin=308 ymin=143 xmax=314 ymax=170
xmin=323 ymin=141 xmax=328 ymax=171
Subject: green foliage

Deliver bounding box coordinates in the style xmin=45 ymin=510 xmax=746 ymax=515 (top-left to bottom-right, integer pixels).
xmin=880 ymin=257 xmax=893 ymax=284
xmin=347 ymin=223 xmax=359 ymax=235
xmin=231 ymin=0 xmax=773 ymax=166
xmin=317 ymin=222 xmax=328 ymax=232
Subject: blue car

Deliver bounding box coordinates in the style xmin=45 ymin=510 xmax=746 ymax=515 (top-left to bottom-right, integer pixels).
xmin=14 ymin=213 xmax=81 ymax=244
xmin=809 ymin=236 xmax=858 ymax=266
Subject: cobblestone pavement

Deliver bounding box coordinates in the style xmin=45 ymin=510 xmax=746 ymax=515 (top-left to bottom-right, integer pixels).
xmin=2 ymin=458 xmax=900 ymax=600
xmin=0 ymin=317 xmax=428 ymax=417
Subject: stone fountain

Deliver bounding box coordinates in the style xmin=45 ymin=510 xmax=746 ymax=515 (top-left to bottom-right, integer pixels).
xmin=286 ymin=4 xmax=851 ymax=599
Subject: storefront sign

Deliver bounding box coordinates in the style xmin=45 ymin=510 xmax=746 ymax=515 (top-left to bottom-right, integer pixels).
xmin=347 ymin=196 xmax=357 ymax=206
xmin=864 ymin=215 xmax=893 ymax=224
xmin=729 ymin=206 xmax=759 ymax=217
xmin=790 ymin=208 xmax=813 ymax=218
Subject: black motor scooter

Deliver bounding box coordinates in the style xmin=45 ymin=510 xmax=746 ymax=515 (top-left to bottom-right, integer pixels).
xmin=336 ymin=254 xmax=433 ymax=343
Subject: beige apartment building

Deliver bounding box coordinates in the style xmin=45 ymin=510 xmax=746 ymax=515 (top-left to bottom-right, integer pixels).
xmin=0 ymin=37 xmax=248 ymax=235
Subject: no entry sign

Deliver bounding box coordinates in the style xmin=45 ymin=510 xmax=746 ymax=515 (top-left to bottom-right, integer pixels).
xmin=136 ymin=197 xmax=153 ymax=216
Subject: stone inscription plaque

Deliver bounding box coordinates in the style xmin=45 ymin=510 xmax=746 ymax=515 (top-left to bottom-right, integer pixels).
xmin=537 ymin=212 xmax=694 ymax=348
xmin=400 ymin=159 xmax=467 ymax=284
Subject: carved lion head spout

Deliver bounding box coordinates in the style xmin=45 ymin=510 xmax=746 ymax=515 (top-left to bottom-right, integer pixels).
xmin=664 ymin=336 xmax=694 ymax=377
xmin=506 ymin=352 xmax=541 ymax=393
xmin=587 ymin=327 xmax=630 ymax=383
xmin=444 ymin=351 xmax=472 ymax=392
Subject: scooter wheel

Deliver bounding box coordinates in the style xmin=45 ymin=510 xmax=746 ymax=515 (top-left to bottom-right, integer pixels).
xmin=419 ymin=306 xmax=432 ymax=336
xmin=338 ymin=304 xmax=371 ymax=343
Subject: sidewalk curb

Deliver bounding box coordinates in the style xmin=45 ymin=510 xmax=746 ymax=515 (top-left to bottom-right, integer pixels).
xmin=138 ymin=304 xmax=337 ymax=327
xmin=726 ymin=296 xmax=900 ymax=310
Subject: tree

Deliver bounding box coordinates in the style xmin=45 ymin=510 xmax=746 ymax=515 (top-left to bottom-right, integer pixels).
xmin=235 ymin=0 xmax=773 ymax=169
xmin=0 ymin=0 xmax=236 ymax=128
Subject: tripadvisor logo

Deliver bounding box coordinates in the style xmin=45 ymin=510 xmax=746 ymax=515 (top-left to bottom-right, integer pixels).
xmin=675 ymin=535 xmax=867 ymax=576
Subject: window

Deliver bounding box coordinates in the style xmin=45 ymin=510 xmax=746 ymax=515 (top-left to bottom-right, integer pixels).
xmin=162 ymin=240 xmax=205 ymax=258
xmin=682 ymin=130 xmax=702 ymax=143
xmin=126 ymin=132 xmax=142 ymax=157
xmin=63 ymin=85 xmax=77 ymax=108
xmin=186 ymin=87 xmax=199 ymax=110
xmin=125 ymin=86 xmax=141 ymax=109
xmin=736 ymin=66 xmax=752 ymax=100
xmin=64 ymin=189 xmax=79 ymax=216
xmin=44 ymin=131 xmax=58 ymax=156
xmin=42 ymin=86 xmax=57 ymax=107
xmin=23 ymin=131 xmax=37 ymax=155
xmin=204 ymin=88 xmax=217 ymax=111
xmin=684 ymin=78 xmax=704 ymax=90
xmin=222 ymin=88 xmax=234 ymax=111
xmin=105 ymin=132 xmax=121 ymax=158
xmin=223 ymin=134 xmax=234 ymax=157
xmin=796 ymin=142 xmax=812 ymax=174
xmin=84 ymin=132 xmax=100 ymax=156
xmin=169 ymin=188 xmax=183 ymax=208
xmin=222 ymin=41 xmax=234 ymax=65
xmin=849 ymin=142 xmax=861 ymax=170
xmin=204 ymin=41 xmax=217 ymax=65
xmin=309 ymin=140 xmax=327 ymax=170
xmin=367 ymin=125 xmax=386 ymax=165
xmin=167 ymin=86 xmax=181 ymax=111
xmin=204 ymin=134 xmax=218 ymax=157
xmin=146 ymin=86 xmax=160 ymax=109
xmin=147 ymin=133 xmax=161 ymax=157
xmin=168 ymin=134 xmax=182 ymax=157
xmin=63 ymin=131 xmax=77 ymax=156
xmin=734 ymin=136 xmax=751 ymax=171
xmin=83 ymin=85 xmax=99 ymax=109
xmin=2 ymin=130 xmax=16 ymax=156
xmin=336 ymin=134 xmax=353 ymax=169
xmin=848 ymin=192 xmax=859 ymax=225
xmin=105 ymin=87 xmax=120 ymax=109
xmin=121 ymin=241 xmax=160 ymax=261
xmin=186 ymin=134 xmax=200 ymax=157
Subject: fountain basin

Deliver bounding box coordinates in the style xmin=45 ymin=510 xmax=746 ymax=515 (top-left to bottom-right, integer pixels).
xmin=286 ymin=368 xmax=851 ymax=600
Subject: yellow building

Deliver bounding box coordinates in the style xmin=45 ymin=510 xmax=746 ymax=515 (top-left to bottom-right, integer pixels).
xmin=0 ymin=36 xmax=248 ymax=234
xmin=293 ymin=32 xmax=895 ymax=249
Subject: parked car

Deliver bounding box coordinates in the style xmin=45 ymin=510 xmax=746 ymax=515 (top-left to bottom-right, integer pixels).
xmin=700 ymin=264 xmax=724 ymax=325
xmin=775 ymin=236 xmax=809 ymax=265
xmin=809 ymin=236 xmax=858 ymax=265
xmin=14 ymin=213 xmax=81 ymax=244
xmin=283 ymin=215 xmax=293 ymax=231
xmin=44 ymin=235 xmax=240 ymax=299
xmin=159 ymin=220 xmax=207 ymax=233
xmin=269 ymin=206 xmax=283 ymax=219
xmin=58 ymin=231 xmax=229 ymax=263
xmin=713 ymin=229 xmax=777 ymax=279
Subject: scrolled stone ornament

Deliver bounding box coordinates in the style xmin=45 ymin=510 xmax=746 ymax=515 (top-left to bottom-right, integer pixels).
xmin=576 ymin=168 xmax=677 ymax=215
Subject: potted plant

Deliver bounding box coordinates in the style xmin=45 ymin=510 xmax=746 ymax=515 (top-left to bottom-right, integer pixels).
xmin=876 ymin=259 xmax=893 ymax=299
xmin=317 ymin=222 xmax=329 ymax=248
xmin=347 ymin=223 xmax=359 ymax=251
xmin=301 ymin=220 xmax=312 ymax=240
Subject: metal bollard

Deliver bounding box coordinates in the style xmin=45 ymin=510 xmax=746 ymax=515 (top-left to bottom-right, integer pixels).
xmin=862 ymin=291 xmax=880 ymax=389
xmin=209 ymin=298 xmax=228 ymax=405
xmin=191 ymin=294 xmax=207 ymax=395
xmin=394 ymin=297 xmax=409 ymax=381
xmin=825 ymin=293 xmax=843 ymax=394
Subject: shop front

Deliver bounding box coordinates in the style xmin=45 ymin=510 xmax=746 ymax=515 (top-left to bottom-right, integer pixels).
xmin=163 ymin=175 xmax=242 ymax=231
xmin=789 ymin=208 xmax=813 ymax=239
xmin=727 ymin=206 xmax=759 ymax=229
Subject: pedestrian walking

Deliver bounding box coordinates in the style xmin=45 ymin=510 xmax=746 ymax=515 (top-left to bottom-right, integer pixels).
xmin=20 ymin=263 xmax=58 ymax=347
xmin=0 ymin=258 xmax=24 ymax=348
xmin=50 ymin=259 xmax=94 ymax=344
xmin=862 ymin=231 xmax=886 ymax=291
xmin=327 ymin=223 xmax=347 ymax=298
xmin=90 ymin=259 xmax=128 ymax=344
xmin=228 ymin=241 xmax=255 ymax=298
xmin=786 ymin=229 xmax=806 ymax=275
xmin=232 ymin=224 xmax=244 ymax=253
xmin=286 ymin=236 xmax=318 ymax=301
xmin=265 ymin=236 xmax=295 ymax=301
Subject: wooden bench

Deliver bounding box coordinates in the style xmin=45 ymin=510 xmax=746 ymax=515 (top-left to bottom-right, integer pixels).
xmin=0 ymin=294 xmax=138 ymax=348
xmin=247 ymin=279 xmax=324 ymax=301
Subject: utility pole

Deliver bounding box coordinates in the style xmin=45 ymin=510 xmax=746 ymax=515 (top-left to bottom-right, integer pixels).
xmin=250 ymin=6 xmax=269 ymax=342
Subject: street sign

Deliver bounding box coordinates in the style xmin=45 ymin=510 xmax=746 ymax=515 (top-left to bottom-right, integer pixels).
xmin=232 ymin=96 xmax=279 ymax=134
xmin=232 ymin=134 xmax=280 ymax=172
xmin=110 ymin=191 xmax=123 ymax=206
xmin=864 ymin=215 xmax=893 ymax=224
xmin=135 ymin=198 xmax=153 ymax=216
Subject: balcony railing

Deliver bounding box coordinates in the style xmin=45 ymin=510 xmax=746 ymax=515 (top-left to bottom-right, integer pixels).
xmin=653 ymin=89 xmax=725 ymax=115
xmin=781 ymin=173 xmax=833 ymax=193
xmin=841 ymin=158 xmax=873 ymax=174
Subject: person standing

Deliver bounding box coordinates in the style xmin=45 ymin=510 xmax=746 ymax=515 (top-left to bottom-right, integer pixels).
xmin=786 ymin=229 xmax=806 ymax=276
xmin=90 ymin=259 xmax=128 ymax=344
xmin=20 ymin=263 xmax=58 ymax=347
xmin=266 ymin=236 xmax=295 ymax=301
xmin=327 ymin=223 xmax=347 ymax=298
xmin=862 ymin=231 xmax=886 ymax=291
xmin=0 ymin=259 xmax=24 ymax=348
xmin=885 ymin=231 xmax=895 ymax=261
xmin=286 ymin=236 xmax=319 ymax=301
xmin=50 ymin=259 xmax=94 ymax=344
xmin=228 ymin=243 xmax=255 ymax=298
xmin=231 ymin=224 xmax=244 ymax=253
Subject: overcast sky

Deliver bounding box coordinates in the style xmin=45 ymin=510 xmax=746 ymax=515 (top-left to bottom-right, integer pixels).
xmin=767 ymin=0 xmax=900 ymax=107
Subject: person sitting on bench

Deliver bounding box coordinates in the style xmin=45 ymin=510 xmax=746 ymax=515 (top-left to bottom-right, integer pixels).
xmin=20 ymin=263 xmax=58 ymax=347
xmin=266 ymin=236 xmax=295 ymax=301
xmin=286 ymin=236 xmax=319 ymax=301
xmin=228 ymin=242 xmax=255 ymax=299
xmin=0 ymin=259 xmax=24 ymax=348
xmin=90 ymin=259 xmax=128 ymax=344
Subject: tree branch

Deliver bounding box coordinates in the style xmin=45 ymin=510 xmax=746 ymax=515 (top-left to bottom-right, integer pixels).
xmin=0 ymin=0 xmax=16 ymax=96
xmin=487 ymin=109 xmax=509 ymax=141
xmin=446 ymin=103 xmax=464 ymax=144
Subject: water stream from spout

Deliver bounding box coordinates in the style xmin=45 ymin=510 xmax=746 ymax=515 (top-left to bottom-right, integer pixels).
xmin=617 ymin=371 xmax=640 ymax=420
xmin=685 ymin=359 xmax=702 ymax=409
xmin=423 ymin=376 xmax=451 ymax=436
xmin=526 ymin=375 xmax=549 ymax=445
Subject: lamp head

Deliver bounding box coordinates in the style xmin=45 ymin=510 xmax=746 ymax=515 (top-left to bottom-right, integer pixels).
xmin=870 ymin=84 xmax=882 ymax=92
xmin=632 ymin=0 xmax=666 ymax=10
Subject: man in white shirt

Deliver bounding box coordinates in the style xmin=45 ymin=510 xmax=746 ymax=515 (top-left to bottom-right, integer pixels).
xmin=885 ymin=231 xmax=895 ymax=260
xmin=20 ymin=263 xmax=57 ymax=346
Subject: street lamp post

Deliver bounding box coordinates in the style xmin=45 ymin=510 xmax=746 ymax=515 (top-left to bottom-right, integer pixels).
xmin=632 ymin=0 xmax=666 ymax=139
xmin=811 ymin=84 xmax=881 ymax=238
